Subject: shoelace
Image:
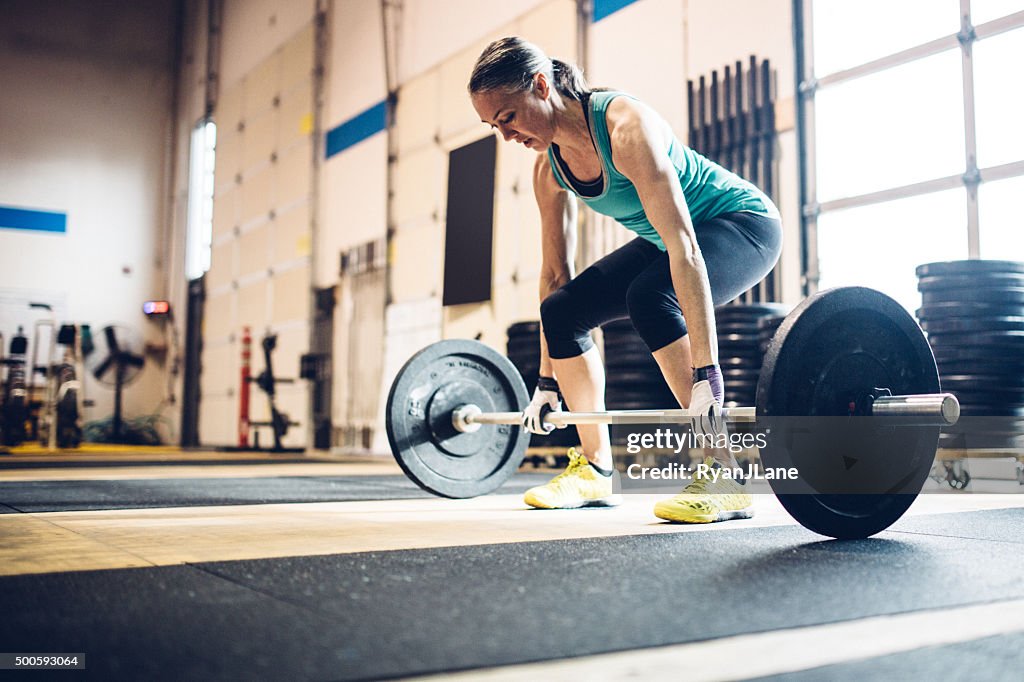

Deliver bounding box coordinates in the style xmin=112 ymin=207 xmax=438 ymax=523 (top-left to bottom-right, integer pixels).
xmin=678 ymin=461 xmax=717 ymax=496
xmin=684 ymin=477 xmax=710 ymax=494
xmin=548 ymin=450 xmax=588 ymax=486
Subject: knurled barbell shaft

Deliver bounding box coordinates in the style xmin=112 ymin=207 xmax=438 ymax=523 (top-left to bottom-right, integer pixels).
xmin=454 ymin=393 xmax=959 ymax=431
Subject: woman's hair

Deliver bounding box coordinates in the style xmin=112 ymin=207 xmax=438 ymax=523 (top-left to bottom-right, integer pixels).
xmin=468 ymin=36 xmax=591 ymax=101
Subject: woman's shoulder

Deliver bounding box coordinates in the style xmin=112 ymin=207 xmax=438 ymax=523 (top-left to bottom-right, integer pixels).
xmin=602 ymin=94 xmax=670 ymax=150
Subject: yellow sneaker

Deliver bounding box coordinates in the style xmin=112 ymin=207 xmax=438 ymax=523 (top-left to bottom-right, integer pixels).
xmin=653 ymin=456 xmax=754 ymax=523
xmin=524 ymin=448 xmax=621 ymax=509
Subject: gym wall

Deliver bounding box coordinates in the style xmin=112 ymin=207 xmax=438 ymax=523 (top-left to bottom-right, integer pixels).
xmin=199 ymin=1 xmax=317 ymax=447
xmin=0 ymin=0 xmax=178 ymax=437
xmin=320 ymin=0 xmax=389 ymax=451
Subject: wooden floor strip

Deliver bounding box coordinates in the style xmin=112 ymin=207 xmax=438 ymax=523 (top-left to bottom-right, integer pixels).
xmin=0 ymin=493 xmax=1021 ymax=577
xmin=0 ymin=461 xmax=403 ymax=481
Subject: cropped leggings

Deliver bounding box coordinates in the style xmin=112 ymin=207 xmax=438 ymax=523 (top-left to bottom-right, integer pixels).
xmin=541 ymin=212 xmax=783 ymax=359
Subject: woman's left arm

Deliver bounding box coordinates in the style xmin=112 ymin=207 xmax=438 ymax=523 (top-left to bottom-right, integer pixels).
xmin=606 ymin=98 xmax=718 ymax=370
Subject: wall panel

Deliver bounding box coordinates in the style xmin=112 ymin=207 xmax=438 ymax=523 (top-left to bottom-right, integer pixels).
xmin=218 ymin=81 xmax=245 ymax=134
xmin=322 ymin=135 xmax=388 ymax=255
xmin=278 ymin=82 xmax=314 ymax=146
xmin=391 ymin=147 xmax=446 ymax=226
xmin=238 ymin=224 xmax=270 ymax=277
xmin=271 ymin=266 xmax=310 ymax=323
xmin=590 ymin=0 xmax=685 ymax=132
xmin=396 ymin=70 xmax=441 ymax=156
xmin=207 ymin=240 xmax=236 ymax=290
xmin=276 ymin=140 xmax=313 ymax=205
xmin=220 ymin=0 xmax=315 ymax=91
xmin=240 ymin=166 xmax=275 ymax=223
xmin=390 ymin=222 xmax=444 ymax=302
xmin=274 ymin=204 xmax=312 ymax=261
xmin=243 ymin=111 xmax=278 ymax=169
xmin=203 ymin=19 xmax=315 ymax=447
xmin=215 ymin=128 xmax=243 ymax=185
xmin=198 ymin=395 xmax=236 ymax=445
xmin=205 ymin=298 xmax=235 ymax=347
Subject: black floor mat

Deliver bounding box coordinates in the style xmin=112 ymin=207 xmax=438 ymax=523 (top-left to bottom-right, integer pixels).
xmin=1 ymin=510 xmax=1022 ymax=681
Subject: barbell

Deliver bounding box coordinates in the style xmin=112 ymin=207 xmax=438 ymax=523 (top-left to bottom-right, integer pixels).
xmin=386 ymin=286 xmax=961 ymax=539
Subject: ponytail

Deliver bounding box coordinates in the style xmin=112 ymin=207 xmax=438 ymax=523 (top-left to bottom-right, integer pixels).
xmin=469 ymin=37 xmax=594 ymax=101
xmin=550 ymin=58 xmax=591 ymax=101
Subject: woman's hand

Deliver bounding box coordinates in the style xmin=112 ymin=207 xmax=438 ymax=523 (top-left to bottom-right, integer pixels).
xmin=522 ymin=376 xmax=566 ymax=434
xmin=688 ymin=365 xmax=725 ymax=439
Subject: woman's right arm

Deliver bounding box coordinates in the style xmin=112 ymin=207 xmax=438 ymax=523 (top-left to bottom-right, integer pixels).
xmin=533 ymin=154 xmax=577 ymax=379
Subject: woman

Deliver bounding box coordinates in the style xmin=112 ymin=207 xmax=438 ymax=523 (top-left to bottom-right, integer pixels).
xmin=468 ymin=37 xmax=782 ymax=523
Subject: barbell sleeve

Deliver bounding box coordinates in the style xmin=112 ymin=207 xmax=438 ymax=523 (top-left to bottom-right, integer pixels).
xmin=871 ymin=393 xmax=959 ymax=425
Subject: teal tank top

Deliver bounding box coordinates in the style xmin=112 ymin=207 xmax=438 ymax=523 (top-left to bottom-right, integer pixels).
xmin=546 ymin=91 xmax=779 ymax=251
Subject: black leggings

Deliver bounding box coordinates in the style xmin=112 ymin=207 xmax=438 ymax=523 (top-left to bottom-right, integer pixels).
xmin=541 ymin=212 xmax=783 ymax=359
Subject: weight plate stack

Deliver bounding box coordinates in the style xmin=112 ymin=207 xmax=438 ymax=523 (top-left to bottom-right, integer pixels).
xmin=758 ymin=315 xmax=787 ymax=358
xmin=715 ymin=303 xmax=790 ymax=407
xmin=916 ymin=260 xmax=1024 ymax=448
xmin=601 ymin=319 xmax=677 ymax=445
xmin=505 ymin=321 xmax=579 ymax=448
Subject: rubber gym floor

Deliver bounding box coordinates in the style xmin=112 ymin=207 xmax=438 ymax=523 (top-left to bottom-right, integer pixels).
xmin=1 ymin=445 xmax=1023 ymax=681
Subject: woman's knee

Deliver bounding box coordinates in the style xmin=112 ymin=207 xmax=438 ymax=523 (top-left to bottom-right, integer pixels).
xmin=625 ymin=281 xmax=687 ymax=351
xmin=624 ymin=277 xmax=676 ymax=325
xmin=540 ymin=288 xmax=595 ymax=359
xmin=540 ymin=289 xmax=571 ymax=333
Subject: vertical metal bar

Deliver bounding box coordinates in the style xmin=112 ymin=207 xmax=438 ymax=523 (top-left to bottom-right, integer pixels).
xmin=960 ymin=0 xmax=981 ymax=258
xmin=381 ymin=0 xmax=402 ymax=306
xmin=687 ymin=78 xmax=696 ymax=147
xmin=696 ymin=75 xmax=704 ymax=152
xmin=763 ymin=59 xmax=778 ymax=302
xmin=761 ymin=59 xmax=774 ymax=199
xmin=735 ymin=60 xmax=745 ymax=184
xmin=749 ymin=55 xmax=761 ymax=191
xmin=309 ymin=1 xmax=331 ymax=449
xmin=710 ymin=70 xmax=721 ymax=160
xmin=794 ymin=0 xmax=818 ymax=296
xmin=723 ymin=65 xmax=733 ymax=171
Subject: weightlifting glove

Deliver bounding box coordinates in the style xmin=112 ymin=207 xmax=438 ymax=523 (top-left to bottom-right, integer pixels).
xmin=689 ymin=364 xmax=726 ymax=441
xmin=522 ymin=376 xmax=566 ymax=435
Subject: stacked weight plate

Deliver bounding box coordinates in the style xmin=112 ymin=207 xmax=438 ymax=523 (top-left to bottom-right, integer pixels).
xmin=715 ymin=303 xmax=790 ymax=409
xmin=602 ymin=319 xmax=677 ymax=447
xmin=916 ymin=260 xmax=1024 ymax=448
xmin=505 ymin=321 xmax=579 ymax=449
xmin=758 ymin=315 xmax=786 ymax=358
xmin=602 ymin=319 xmax=677 ymax=411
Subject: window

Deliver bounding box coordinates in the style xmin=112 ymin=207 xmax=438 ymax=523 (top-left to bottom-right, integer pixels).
xmin=185 ymin=120 xmax=217 ymax=281
xmin=817 ymin=188 xmax=967 ymax=312
xmin=811 ymin=0 xmax=959 ymax=77
xmin=973 ymin=26 xmax=1024 ymax=169
xmin=814 ymin=49 xmax=964 ymax=202
xmin=798 ymin=1 xmax=1024 ymax=310
xmin=978 ymin=175 xmax=1024 ymax=259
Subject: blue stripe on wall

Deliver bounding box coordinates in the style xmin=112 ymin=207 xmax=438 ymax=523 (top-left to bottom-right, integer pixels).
xmin=325 ymin=100 xmax=388 ymax=159
xmin=593 ymin=0 xmax=640 ymax=22
xmin=0 ymin=206 xmax=67 ymax=233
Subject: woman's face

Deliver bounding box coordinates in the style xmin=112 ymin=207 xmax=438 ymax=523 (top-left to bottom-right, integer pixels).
xmin=471 ymin=75 xmax=554 ymax=151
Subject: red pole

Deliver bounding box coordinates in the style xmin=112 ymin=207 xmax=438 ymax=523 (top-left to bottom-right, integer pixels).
xmin=239 ymin=326 xmax=251 ymax=448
